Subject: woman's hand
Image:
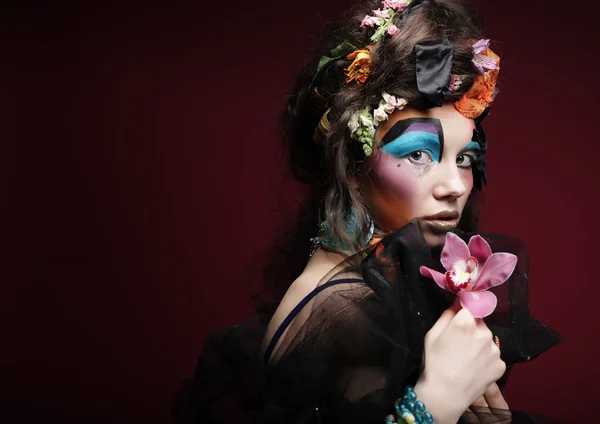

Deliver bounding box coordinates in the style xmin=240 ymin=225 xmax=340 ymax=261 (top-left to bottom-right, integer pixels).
xmin=465 ymin=383 xmax=512 ymax=423
xmin=413 ymin=301 xmax=507 ymax=424
xmin=471 ymin=383 xmax=509 ymax=410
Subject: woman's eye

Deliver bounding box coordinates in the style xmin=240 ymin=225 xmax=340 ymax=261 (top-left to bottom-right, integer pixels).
xmin=457 ymin=153 xmax=477 ymax=168
xmin=407 ymin=151 xmax=433 ymax=165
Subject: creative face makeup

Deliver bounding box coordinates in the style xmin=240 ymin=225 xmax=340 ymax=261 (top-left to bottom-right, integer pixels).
xmin=360 ymin=103 xmax=480 ymax=247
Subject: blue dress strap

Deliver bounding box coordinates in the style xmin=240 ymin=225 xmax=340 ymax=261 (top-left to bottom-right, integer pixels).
xmin=263 ymin=277 xmax=364 ymax=367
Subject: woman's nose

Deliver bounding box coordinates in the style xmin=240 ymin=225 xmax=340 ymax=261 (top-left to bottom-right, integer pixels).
xmin=432 ymin=163 xmax=468 ymax=200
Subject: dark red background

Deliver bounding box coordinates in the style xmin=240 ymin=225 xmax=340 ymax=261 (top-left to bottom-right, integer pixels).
xmin=8 ymin=1 xmax=598 ymax=423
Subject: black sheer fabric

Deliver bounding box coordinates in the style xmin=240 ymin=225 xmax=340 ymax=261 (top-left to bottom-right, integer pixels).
xmin=173 ymin=222 xmax=562 ymax=424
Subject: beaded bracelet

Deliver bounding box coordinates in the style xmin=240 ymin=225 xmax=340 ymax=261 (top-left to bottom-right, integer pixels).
xmin=385 ymin=386 xmax=435 ymax=424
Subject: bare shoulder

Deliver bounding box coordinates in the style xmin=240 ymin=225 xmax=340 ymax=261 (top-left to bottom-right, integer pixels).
xmin=262 ymin=248 xmax=350 ymax=352
xmin=262 ymin=266 xmax=327 ymax=351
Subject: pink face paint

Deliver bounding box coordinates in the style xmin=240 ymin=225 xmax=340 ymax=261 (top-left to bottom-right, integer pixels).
xmin=370 ymin=149 xmax=428 ymax=198
xmin=366 ymin=149 xmax=437 ymax=232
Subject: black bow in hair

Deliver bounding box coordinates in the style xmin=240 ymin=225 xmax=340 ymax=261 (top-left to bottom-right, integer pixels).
xmin=414 ymin=39 xmax=454 ymax=108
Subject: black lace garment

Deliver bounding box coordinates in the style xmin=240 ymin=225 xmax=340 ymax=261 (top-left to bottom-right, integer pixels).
xmin=173 ymin=223 xmax=562 ymax=424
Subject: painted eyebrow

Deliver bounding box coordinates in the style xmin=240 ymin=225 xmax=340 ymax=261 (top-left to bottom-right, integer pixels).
xmin=460 ymin=141 xmax=482 ymax=153
xmin=380 ymin=117 xmax=444 ymax=159
xmin=381 ymin=131 xmax=441 ymax=162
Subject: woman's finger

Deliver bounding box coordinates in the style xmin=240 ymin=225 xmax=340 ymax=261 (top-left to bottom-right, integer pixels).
xmin=471 ymin=395 xmax=489 ymax=407
xmin=483 ymin=383 xmax=509 ymax=410
xmin=425 ymin=297 xmax=461 ymax=343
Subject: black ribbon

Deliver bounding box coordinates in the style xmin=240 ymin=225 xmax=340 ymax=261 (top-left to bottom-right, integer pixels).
xmin=414 ymin=39 xmax=454 ymax=108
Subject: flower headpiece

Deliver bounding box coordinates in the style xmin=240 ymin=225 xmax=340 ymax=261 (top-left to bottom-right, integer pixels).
xmin=312 ymin=0 xmax=500 ymax=166
xmin=343 ymin=0 xmax=414 ymax=85
xmin=360 ymin=0 xmax=411 ymax=41
xmin=454 ymin=39 xmax=500 ymax=119
xmin=349 ymin=92 xmax=407 ymax=156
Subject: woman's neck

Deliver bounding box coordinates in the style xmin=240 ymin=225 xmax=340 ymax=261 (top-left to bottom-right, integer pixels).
xmin=303 ymin=247 xmax=348 ymax=282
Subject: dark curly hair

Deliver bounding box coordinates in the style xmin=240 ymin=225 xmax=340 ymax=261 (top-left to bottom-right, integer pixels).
xmin=280 ymin=0 xmax=487 ymax=255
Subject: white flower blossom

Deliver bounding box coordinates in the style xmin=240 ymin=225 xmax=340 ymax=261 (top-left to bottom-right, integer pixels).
xmin=373 ymin=105 xmax=389 ymax=124
xmin=348 ymin=111 xmax=360 ymax=135
xmin=382 ymin=92 xmax=408 ymax=112
xmin=359 ymin=112 xmax=376 ymax=135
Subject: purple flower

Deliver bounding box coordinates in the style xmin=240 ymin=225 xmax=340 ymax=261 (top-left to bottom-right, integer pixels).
xmin=420 ymin=233 xmax=518 ymax=318
xmin=472 ymin=39 xmax=498 ymax=74
xmin=473 ymin=39 xmax=491 ymax=54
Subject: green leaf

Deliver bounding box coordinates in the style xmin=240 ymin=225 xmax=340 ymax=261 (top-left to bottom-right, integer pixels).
xmin=329 ymin=41 xmax=358 ymax=57
xmin=316 ymin=56 xmax=334 ymax=75
xmin=315 ymin=41 xmax=358 ymax=76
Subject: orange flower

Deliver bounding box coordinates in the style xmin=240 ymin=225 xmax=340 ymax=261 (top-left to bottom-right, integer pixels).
xmin=344 ymin=46 xmax=373 ymax=85
xmin=454 ymin=48 xmax=500 ymax=119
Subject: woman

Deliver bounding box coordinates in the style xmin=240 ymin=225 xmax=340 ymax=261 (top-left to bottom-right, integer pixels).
xmin=174 ymin=0 xmax=561 ymax=422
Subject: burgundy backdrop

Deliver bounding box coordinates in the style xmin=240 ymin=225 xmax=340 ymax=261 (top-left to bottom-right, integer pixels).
xmin=9 ymin=1 xmax=598 ymax=423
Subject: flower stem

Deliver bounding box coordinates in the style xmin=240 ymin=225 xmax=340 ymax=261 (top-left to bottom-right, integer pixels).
xmin=370 ymin=11 xmax=396 ymax=42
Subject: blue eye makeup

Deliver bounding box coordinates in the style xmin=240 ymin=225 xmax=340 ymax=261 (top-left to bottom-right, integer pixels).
xmin=460 ymin=141 xmax=482 ymax=154
xmin=380 ymin=118 xmax=444 ymax=162
xmin=457 ymin=141 xmax=482 ymax=169
xmin=382 ymin=131 xmax=440 ymax=162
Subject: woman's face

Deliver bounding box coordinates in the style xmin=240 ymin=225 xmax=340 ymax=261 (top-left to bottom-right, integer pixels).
xmin=360 ymin=103 xmax=479 ymax=247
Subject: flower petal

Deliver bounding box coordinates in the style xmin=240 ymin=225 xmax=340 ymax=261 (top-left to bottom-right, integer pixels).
xmin=440 ymin=232 xmax=470 ymax=271
xmin=459 ymin=290 xmax=497 ymax=318
xmin=420 ymin=266 xmax=449 ymax=290
xmin=474 ymin=54 xmax=498 ymax=70
xmin=452 ymin=259 xmax=467 ymax=273
xmin=468 ymin=235 xmax=492 ymax=264
xmin=473 ymin=252 xmax=518 ymax=290
xmin=387 ymin=24 xmax=399 ymax=35
xmin=472 ymin=39 xmax=490 ymax=54
xmin=472 ymin=60 xmax=485 ymax=75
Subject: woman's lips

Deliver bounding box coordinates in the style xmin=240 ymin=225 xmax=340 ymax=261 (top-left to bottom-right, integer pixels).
xmin=421 ymin=218 xmax=459 ymax=234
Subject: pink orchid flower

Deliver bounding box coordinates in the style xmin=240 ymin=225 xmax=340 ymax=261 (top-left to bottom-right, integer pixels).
xmin=419 ymin=232 xmax=518 ymax=318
